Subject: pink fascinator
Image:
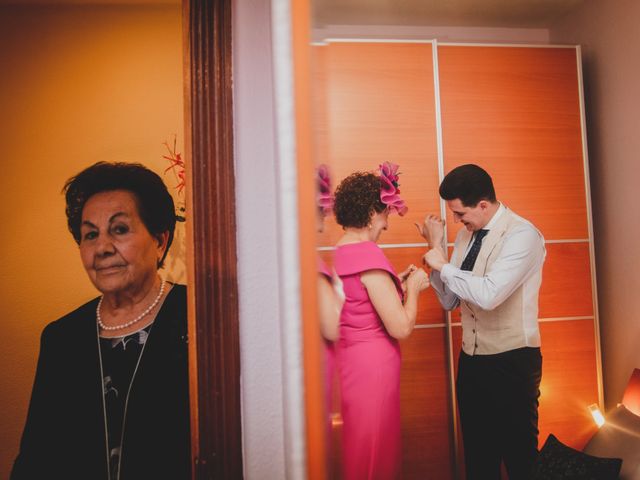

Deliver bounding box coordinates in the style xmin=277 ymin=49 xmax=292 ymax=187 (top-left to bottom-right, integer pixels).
xmin=379 ymin=162 xmax=408 ymax=216
xmin=316 ymin=164 xmax=334 ymax=215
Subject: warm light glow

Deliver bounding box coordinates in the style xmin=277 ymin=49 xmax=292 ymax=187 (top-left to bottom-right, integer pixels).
xmin=588 ymin=404 xmax=605 ymax=427
xmin=330 ymin=413 xmax=343 ymax=428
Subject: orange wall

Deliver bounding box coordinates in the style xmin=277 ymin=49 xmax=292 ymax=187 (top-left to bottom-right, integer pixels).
xmin=0 ymin=5 xmax=184 ymax=478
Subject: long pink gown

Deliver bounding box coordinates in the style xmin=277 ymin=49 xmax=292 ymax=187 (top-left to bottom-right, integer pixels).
xmin=333 ymin=241 xmax=403 ymax=480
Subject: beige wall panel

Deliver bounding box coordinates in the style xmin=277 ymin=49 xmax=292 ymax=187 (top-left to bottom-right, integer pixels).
xmin=550 ymin=0 xmax=640 ymax=411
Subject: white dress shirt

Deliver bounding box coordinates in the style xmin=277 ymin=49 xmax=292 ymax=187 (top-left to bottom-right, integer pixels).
xmin=430 ymin=204 xmax=545 ymax=329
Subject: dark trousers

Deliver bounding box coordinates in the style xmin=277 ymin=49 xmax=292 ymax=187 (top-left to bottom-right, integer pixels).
xmin=456 ymin=347 xmax=542 ymax=480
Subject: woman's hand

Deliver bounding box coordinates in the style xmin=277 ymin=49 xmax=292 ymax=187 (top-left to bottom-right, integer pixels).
xmin=406 ymin=268 xmax=430 ymax=293
xmin=399 ymin=264 xmax=417 ymax=297
xmin=398 ymin=264 xmax=417 ymax=281
xmin=362 ymin=269 xmax=423 ymax=340
xmin=415 ymin=214 xmax=445 ymax=248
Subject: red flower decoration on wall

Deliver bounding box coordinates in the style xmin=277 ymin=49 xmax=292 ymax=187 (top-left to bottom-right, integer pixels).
xmin=163 ymin=137 xmax=185 ymax=194
xmin=163 ymin=136 xmax=186 ymax=222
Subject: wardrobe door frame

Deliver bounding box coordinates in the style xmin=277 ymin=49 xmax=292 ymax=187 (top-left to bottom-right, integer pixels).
xmin=184 ymin=0 xmax=243 ymax=478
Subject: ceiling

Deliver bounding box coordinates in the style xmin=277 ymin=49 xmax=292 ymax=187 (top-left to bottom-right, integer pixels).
xmin=312 ymin=0 xmax=586 ymax=28
xmin=0 ymin=0 xmax=585 ymax=29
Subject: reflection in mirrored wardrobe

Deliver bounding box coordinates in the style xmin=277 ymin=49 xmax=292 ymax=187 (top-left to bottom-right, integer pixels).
xmin=306 ymin=2 xmax=604 ymax=478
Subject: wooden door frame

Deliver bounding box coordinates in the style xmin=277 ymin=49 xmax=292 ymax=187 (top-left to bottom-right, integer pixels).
xmin=183 ymin=0 xmax=242 ymax=478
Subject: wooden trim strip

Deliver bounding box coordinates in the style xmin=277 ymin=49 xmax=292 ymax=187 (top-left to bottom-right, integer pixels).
xmin=414 ymin=323 xmax=448 ymax=329
xmin=451 ymin=316 xmax=596 ymax=327
xmin=433 ymin=40 xmax=460 ymax=480
xmin=184 ymin=0 xmax=243 ymax=477
xmin=576 ymin=46 xmax=604 ymax=408
xmin=318 ymin=239 xmax=590 ymax=250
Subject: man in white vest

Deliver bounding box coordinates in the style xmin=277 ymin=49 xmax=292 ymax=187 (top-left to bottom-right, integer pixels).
xmin=416 ymin=164 xmax=545 ymax=480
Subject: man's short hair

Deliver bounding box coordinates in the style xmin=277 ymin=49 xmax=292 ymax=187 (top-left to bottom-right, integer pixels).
xmin=439 ymin=164 xmax=497 ymax=207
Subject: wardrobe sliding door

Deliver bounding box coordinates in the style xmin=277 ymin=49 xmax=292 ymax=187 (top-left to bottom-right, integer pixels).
xmin=438 ymin=46 xmax=601 ymax=461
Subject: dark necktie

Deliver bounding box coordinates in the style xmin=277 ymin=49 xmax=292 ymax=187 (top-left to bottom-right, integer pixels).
xmin=460 ymin=229 xmax=489 ymax=271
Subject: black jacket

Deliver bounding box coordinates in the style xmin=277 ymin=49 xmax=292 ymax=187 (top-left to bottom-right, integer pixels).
xmin=11 ymin=284 xmax=190 ymax=480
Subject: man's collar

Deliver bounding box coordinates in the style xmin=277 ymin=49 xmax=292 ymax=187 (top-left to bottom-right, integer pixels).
xmin=482 ymin=202 xmax=504 ymax=231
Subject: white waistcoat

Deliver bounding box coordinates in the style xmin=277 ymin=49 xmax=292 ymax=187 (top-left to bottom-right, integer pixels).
xmin=451 ymin=208 xmax=545 ymax=355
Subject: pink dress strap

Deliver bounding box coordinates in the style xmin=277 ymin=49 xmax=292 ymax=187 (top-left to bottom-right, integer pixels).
xmin=334 ymin=241 xmax=402 ymax=296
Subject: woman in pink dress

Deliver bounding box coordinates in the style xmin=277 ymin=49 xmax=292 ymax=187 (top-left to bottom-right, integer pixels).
xmin=315 ymin=165 xmax=341 ymax=454
xmin=316 ymin=164 xmax=340 ymax=345
xmin=333 ymin=163 xmax=430 ymax=479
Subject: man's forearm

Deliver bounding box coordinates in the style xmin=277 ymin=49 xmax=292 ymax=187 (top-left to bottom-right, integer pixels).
xmin=430 ymin=269 xmax=460 ymax=310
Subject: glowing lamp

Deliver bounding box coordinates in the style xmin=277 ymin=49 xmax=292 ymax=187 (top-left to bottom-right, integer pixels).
xmin=588 ymin=404 xmax=605 ymax=427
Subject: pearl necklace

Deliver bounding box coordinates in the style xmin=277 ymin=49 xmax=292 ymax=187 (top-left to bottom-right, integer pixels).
xmin=97 ymin=280 xmax=166 ymax=331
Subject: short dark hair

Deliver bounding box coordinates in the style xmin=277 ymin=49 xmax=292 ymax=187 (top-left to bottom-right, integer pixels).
xmin=439 ymin=164 xmax=497 ymax=207
xmin=63 ymin=162 xmax=177 ymax=268
xmin=334 ymin=172 xmax=386 ymax=229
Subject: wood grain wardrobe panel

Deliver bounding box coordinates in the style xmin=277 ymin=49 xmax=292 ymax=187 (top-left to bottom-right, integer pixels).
xmin=438 ymin=46 xmax=588 ymax=241
xmin=400 ymin=327 xmax=454 ymax=480
xmin=449 ymin=241 xmax=594 ymax=322
xmin=313 ymin=42 xmax=441 ymax=246
xmin=311 ymin=44 xmax=329 ymax=170
xmin=538 ymin=320 xmax=600 ymax=449
xmin=451 ymin=320 xmax=599 ymax=452
xmin=385 ymin=247 xmax=446 ymax=325
xmin=539 ymin=242 xmax=594 ymax=318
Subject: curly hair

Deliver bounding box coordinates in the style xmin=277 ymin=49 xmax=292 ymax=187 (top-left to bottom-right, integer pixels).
xmin=63 ymin=162 xmax=177 ymax=268
xmin=334 ymin=172 xmax=386 ymax=228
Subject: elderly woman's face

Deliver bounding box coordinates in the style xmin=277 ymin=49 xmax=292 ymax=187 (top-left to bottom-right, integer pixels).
xmin=79 ymin=190 xmax=167 ymax=296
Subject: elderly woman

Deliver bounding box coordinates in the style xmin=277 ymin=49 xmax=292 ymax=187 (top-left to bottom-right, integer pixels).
xmin=11 ymin=162 xmax=189 ymax=480
xmin=333 ymin=163 xmax=430 ymax=479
